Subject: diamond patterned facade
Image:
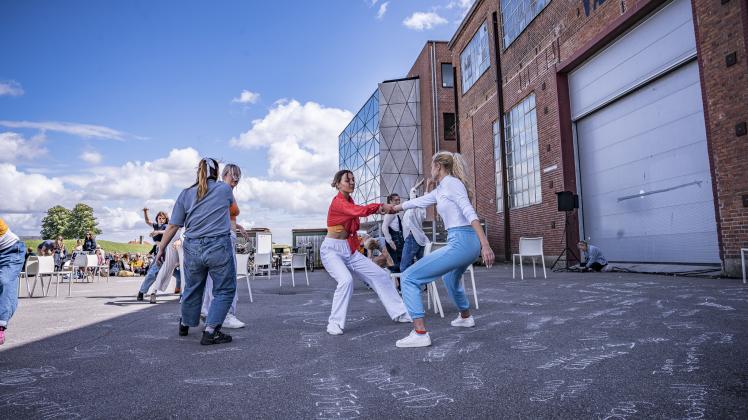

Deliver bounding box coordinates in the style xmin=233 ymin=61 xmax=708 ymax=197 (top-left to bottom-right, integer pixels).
xmin=378 ymin=78 xmax=422 ymax=200
xmin=338 ymin=79 xmax=423 ymax=215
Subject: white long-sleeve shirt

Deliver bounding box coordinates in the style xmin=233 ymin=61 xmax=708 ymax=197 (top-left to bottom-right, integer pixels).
xmin=402 ymin=206 xmax=429 ymax=246
xmin=382 ymin=212 xmax=403 ymax=245
xmin=402 ymin=175 xmax=479 ymax=230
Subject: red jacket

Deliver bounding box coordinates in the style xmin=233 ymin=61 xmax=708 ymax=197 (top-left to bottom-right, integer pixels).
xmin=327 ymin=192 xmax=381 ymax=254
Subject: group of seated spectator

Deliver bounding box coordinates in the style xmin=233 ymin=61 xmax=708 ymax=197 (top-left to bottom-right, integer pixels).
xmin=108 ymin=252 xmax=152 ymax=277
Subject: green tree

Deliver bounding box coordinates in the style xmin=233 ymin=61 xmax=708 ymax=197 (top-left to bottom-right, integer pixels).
xmin=40 ymin=205 xmax=72 ymax=239
xmin=64 ymin=203 xmax=102 ymax=239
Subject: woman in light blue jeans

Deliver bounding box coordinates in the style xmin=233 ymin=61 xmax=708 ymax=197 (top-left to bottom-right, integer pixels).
xmin=156 ymin=158 xmax=237 ymax=346
xmin=390 ymin=151 xmax=495 ymax=348
xmin=0 ymin=218 xmax=26 ymax=345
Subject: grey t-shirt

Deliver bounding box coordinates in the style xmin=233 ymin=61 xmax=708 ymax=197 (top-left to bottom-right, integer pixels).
xmin=170 ymin=180 xmax=234 ymax=239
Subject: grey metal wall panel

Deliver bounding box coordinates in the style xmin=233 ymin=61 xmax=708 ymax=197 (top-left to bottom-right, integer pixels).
xmin=569 ymin=0 xmax=697 ymax=119
xmin=576 ymin=61 xmax=719 ymax=263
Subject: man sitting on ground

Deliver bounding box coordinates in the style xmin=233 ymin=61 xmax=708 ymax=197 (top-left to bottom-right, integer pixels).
xmin=577 ymin=241 xmax=608 ymax=272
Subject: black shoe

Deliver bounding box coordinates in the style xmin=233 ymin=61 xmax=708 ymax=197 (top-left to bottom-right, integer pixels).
xmin=200 ymin=327 xmax=232 ymax=345
xmin=178 ymin=318 xmax=189 ymax=336
xmin=136 ymin=292 xmax=144 ymax=301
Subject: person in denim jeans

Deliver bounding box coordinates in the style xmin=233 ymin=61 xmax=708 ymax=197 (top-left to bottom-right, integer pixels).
xmin=0 ymin=218 xmax=26 ymax=345
xmin=390 ymin=152 xmax=495 ymax=348
xmin=156 ymin=158 xmax=236 ymax=346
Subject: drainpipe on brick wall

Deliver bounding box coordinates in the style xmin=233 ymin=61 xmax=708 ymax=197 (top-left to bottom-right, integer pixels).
xmin=430 ymin=42 xmax=440 ymax=154
xmin=492 ymin=12 xmax=512 ymax=262
xmin=453 ymin=65 xmax=461 ymax=153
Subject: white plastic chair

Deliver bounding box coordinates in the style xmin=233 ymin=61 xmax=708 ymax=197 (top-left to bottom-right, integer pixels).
xmin=741 ymin=248 xmax=747 ymax=284
xmin=280 ymin=253 xmax=309 ymax=287
xmin=512 ymin=237 xmax=546 ymax=279
xmin=236 ymin=253 xmax=253 ymax=303
xmin=429 ymin=242 xmax=479 ymax=309
xmin=253 ymin=253 xmax=274 ymax=278
xmin=21 ymin=256 xmax=57 ymax=297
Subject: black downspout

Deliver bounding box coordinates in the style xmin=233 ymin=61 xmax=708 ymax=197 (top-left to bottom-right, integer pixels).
xmin=492 ymin=11 xmax=511 ymax=262
xmin=452 ymin=66 xmax=461 ymax=153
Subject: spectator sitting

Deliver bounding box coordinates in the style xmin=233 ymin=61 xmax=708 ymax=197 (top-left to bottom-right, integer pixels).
xmin=364 ymin=237 xmax=396 ymax=271
xmin=37 ymin=240 xmax=56 ymax=256
xmin=95 ymin=248 xmax=106 ymax=276
xmin=74 ymin=240 xmax=83 ymax=252
xmin=577 ymin=241 xmax=609 ymax=272
xmin=53 ymin=236 xmax=67 ymax=271
xmin=83 ymin=232 xmax=97 ymax=253
xmin=109 ymin=254 xmax=125 ymax=276
xmin=130 ymin=254 xmax=145 ymax=275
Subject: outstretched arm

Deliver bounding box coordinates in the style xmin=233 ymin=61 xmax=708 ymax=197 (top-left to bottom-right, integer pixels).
xmin=143 ymin=208 xmax=152 ymax=226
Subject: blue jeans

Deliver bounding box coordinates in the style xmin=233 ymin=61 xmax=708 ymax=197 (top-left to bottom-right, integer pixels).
xmin=0 ymin=242 xmax=26 ymax=327
xmin=138 ymin=260 xmax=161 ymax=294
xmin=399 ymin=234 xmax=425 ymax=273
xmin=181 ymin=235 xmax=236 ymax=328
xmin=401 ymin=226 xmax=480 ymax=319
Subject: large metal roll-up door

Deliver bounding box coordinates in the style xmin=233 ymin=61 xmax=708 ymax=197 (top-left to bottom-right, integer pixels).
xmin=569 ymin=0 xmax=720 ymax=264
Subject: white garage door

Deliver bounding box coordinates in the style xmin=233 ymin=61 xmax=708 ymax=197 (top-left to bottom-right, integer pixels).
xmin=570 ymin=0 xmax=720 ymax=264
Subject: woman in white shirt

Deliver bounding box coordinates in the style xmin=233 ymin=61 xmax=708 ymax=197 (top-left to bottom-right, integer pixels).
xmin=390 ymin=151 xmax=494 ymax=348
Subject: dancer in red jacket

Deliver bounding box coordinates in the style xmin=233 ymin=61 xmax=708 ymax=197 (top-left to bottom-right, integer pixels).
xmin=321 ymin=170 xmax=411 ymax=335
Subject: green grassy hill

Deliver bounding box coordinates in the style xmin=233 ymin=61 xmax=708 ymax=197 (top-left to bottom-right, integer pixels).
xmin=25 ymin=239 xmax=152 ymax=254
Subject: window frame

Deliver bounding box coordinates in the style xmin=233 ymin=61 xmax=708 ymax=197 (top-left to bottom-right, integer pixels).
xmin=459 ymin=21 xmax=491 ymax=94
xmin=441 ymin=63 xmax=454 ymax=88
xmin=500 ymin=0 xmax=553 ymax=49
xmin=443 ymin=113 xmax=456 ymax=141
xmin=503 ymin=93 xmax=541 ymax=209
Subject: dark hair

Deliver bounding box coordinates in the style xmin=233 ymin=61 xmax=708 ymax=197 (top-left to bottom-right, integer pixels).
xmin=331 ymin=170 xmax=353 ymax=188
xmin=387 ymin=194 xmax=400 ymax=204
xmin=156 ymin=211 xmax=169 ymax=224
xmin=193 ymin=158 xmax=219 ymax=201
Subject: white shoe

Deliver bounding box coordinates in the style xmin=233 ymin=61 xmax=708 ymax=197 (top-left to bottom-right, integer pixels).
xmin=395 ymin=313 xmax=412 ymax=323
xmin=222 ymin=314 xmax=246 ymax=329
xmin=326 ymin=322 xmax=343 ymax=335
xmin=396 ymin=330 xmax=431 ymax=348
xmin=451 ymin=315 xmax=475 ymax=328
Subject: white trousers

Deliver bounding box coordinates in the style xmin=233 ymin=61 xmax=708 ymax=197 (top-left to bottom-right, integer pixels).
xmin=152 ymin=243 xmax=180 ymax=293
xmin=320 ymin=238 xmax=407 ymax=329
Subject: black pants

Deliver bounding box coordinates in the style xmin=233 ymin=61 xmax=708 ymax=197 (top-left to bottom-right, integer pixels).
xmin=584 ymin=262 xmax=606 ymax=272
xmin=386 ymin=229 xmax=404 ymax=267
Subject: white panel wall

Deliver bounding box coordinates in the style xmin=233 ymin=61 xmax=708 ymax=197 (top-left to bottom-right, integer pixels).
xmin=569 ymin=0 xmax=697 ymax=119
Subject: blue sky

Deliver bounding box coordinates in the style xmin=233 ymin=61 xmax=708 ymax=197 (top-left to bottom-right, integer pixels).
xmin=0 ymin=0 xmax=473 ymax=243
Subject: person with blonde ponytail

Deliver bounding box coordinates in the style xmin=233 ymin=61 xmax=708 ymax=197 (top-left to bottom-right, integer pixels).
xmin=156 ymin=158 xmax=237 ymax=346
xmin=390 ymin=151 xmax=495 ymax=348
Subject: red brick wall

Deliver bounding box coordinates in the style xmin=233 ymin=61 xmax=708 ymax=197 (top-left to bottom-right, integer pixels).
xmin=692 ymin=0 xmax=748 ymax=275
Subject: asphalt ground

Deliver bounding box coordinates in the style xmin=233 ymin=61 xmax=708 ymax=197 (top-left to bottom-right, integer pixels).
xmin=1 ymin=265 xmax=747 ymax=419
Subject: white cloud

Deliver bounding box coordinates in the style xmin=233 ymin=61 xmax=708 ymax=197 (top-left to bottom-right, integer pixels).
xmin=446 ymin=0 xmax=475 ymax=20
xmin=377 ymin=1 xmax=389 ymax=19
xmin=232 ymin=89 xmax=260 ymax=104
xmin=0 ymin=164 xmax=71 ymax=213
xmin=0 ymin=80 xmax=24 ymax=96
xmin=403 ymin=12 xmax=448 ymax=30
xmin=0 ymin=132 xmax=47 ymax=162
xmin=230 ymin=100 xmax=352 ymax=182
xmin=98 ymin=207 xmax=144 ymax=234
xmin=0 ymin=120 xmax=131 ymax=140
xmin=80 ymin=150 xmax=102 ymax=165
xmin=369 ymin=0 xmax=379 ymax=6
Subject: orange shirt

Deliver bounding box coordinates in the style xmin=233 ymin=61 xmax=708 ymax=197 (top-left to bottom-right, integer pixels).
xmin=229 ymin=202 xmax=240 ymax=223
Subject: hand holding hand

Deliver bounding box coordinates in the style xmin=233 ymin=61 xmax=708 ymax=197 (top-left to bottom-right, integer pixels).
xmin=380 ymin=204 xmax=395 ymax=214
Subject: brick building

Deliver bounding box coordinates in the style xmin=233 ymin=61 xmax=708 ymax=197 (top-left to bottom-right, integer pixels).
xmin=448 ymin=0 xmax=748 ymax=275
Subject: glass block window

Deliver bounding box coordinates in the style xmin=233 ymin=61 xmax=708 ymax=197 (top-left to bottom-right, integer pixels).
xmin=504 ymin=94 xmax=541 ymax=208
xmin=460 ymin=22 xmax=490 ymax=94
xmin=492 ymin=120 xmax=503 ymax=212
xmin=338 ymin=91 xmax=381 ymax=206
xmin=500 ymin=0 xmax=551 ymax=48
xmin=441 ymin=63 xmax=454 ymax=88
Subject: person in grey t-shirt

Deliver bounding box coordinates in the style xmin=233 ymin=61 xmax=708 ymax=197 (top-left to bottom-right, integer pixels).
xmin=156 ymin=158 xmax=236 ymax=346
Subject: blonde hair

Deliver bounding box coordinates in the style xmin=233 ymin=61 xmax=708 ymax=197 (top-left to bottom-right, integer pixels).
xmin=222 ymin=163 xmax=242 ymax=183
xmin=433 ymin=151 xmax=473 ymax=201
xmin=194 ymin=158 xmax=219 ymax=201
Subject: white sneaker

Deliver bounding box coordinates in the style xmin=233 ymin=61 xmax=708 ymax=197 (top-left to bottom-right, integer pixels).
xmin=326 ymin=322 xmax=343 ymax=335
xmin=395 ymin=313 xmax=412 ymax=323
xmin=222 ymin=314 xmax=246 ymax=329
xmin=396 ymin=330 xmax=432 ymax=348
xmin=451 ymin=315 xmax=475 ymax=328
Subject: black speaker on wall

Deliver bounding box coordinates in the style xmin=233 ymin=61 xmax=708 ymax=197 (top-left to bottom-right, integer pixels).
xmin=556 ymin=191 xmax=579 ymax=212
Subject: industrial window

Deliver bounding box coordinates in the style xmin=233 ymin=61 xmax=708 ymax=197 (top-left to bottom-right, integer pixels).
xmin=504 ymin=94 xmax=541 ymax=208
xmin=460 ymin=22 xmax=490 ymax=94
xmin=443 ymin=113 xmax=456 ymax=141
xmin=441 ymin=63 xmax=454 ymax=88
xmin=500 ymin=0 xmax=551 ymax=48
xmin=492 ymin=120 xmax=504 ymax=213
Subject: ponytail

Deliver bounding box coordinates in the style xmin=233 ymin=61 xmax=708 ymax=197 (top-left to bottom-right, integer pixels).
xmin=433 ymin=151 xmax=473 ymax=201
xmin=194 ymin=158 xmax=219 ymax=201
